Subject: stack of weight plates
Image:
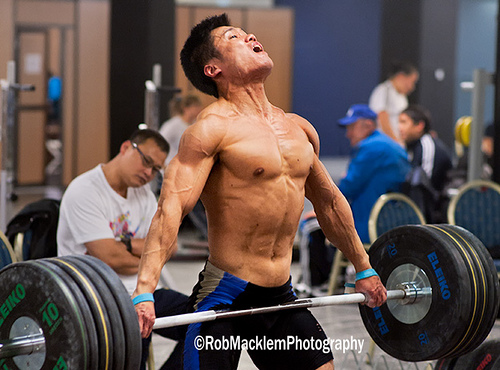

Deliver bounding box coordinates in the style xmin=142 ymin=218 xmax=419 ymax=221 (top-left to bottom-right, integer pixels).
xmin=359 ymin=224 xmax=500 ymax=362
xmin=0 ymin=255 xmax=141 ymax=370
xmin=434 ymin=338 xmax=500 ymax=369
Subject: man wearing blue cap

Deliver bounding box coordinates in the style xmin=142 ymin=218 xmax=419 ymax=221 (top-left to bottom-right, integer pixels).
xmin=338 ymin=104 xmax=411 ymax=243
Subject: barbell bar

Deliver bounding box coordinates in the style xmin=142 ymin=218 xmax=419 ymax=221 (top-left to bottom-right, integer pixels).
xmin=0 ymin=288 xmax=414 ymax=360
xmin=0 ymin=224 xmax=498 ymax=369
xmin=152 ymin=289 xmax=411 ymax=330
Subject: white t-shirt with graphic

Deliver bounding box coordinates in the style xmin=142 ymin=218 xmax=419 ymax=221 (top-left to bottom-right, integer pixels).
xmin=57 ymin=164 xmax=158 ymax=294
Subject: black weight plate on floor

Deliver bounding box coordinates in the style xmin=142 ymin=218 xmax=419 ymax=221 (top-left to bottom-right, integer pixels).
xmin=426 ymin=225 xmax=486 ymax=358
xmin=60 ymin=255 xmax=126 ymax=370
xmin=432 ymin=225 xmax=498 ymax=357
xmin=359 ymin=224 xmax=474 ymax=361
xmin=433 ymin=357 xmax=455 ymax=370
xmin=445 ymin=225 xmax=500 ymax=352
xmin=70 ymin=255 xmax=141 ymax=370
xmin=0 ymin=261 xmax=90 ymax=368
xmin=48 ymin=257 xmax=114 ymax=370
xmin=34 ymin=260 xmax=99 ymax=369
xmin=452 ymin=339 xmax=500 ymax=369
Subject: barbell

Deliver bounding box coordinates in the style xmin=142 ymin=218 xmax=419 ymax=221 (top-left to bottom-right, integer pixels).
xmin=0 ymin=224 xmax=498 ymax=369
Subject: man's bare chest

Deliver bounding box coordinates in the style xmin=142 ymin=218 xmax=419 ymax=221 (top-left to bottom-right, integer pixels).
xmin=217 ymin=120 xmax=314 ymax=180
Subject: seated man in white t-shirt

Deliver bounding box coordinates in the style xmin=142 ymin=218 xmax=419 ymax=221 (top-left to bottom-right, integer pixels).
xmin=57 ymin=128 xmax=187 ymax=370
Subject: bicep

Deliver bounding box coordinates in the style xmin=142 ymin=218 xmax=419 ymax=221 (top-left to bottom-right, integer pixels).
xmin=305 ymin=156 xmax=341 ymax=212
xmin=160 ymin=155 xmax=214 ymax=217
xmin=369 ymin=85 xmax=387 ymax=113
xmin=158 ymin=121 xmax=220 ymax=218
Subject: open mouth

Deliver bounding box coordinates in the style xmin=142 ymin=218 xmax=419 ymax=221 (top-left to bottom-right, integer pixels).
xmin=253 ymin=43 xmax=263 ymax=53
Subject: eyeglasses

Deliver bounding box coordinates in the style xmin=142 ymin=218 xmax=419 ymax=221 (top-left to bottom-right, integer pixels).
xmin=131 ymin=142 xmax=163 ymax=174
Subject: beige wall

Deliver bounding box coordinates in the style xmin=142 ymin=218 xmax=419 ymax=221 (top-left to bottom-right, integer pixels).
xmin=0 ymin=0 xmax=110 ymax=186
xmin=0 ymin=0 xmax=14 ymax=169
xmin=0 ymin=0 xmax=14 ymax=80
xmin=76 ymin=0 xmax=110 ymax=176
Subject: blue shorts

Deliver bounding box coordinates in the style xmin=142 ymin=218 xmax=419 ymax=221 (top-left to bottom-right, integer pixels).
xmin=184 ymin=261 xmax=333 ymax=370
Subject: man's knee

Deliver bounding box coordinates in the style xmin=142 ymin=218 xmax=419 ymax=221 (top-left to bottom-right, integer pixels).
xmin=317 ymin=360 xmax=334 ymax=370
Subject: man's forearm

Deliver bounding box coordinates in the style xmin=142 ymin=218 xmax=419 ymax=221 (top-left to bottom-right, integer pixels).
xmin=315 ymin=191 xmax=371 ymax=273
xmin=85 ymin=239 xmax=141 ymax=275
xmin=129 ymin=238 xmax=146 ymax=257
xmin=134 ymin=208 xmax=179 ymax=295
xmin=378 ymin=111 xmax=397 ymax=141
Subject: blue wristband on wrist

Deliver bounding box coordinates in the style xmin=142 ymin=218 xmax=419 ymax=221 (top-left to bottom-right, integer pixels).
xmin=132 ymin=293 xmax=155 ymax=305
xmin=355 ymin=268 xmax=379 ymax=281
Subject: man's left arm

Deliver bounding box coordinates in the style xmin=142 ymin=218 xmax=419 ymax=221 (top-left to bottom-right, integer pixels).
xmin=305 ymin=155 xmax=387 ymax=307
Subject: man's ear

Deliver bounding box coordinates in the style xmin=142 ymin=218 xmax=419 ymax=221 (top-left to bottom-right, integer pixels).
xmin=204 ymin=63 xmax=221 ymax=79
xmin=416 ymin=120 xmax=426 ymax=132
xmin=120 ymin=140 xmax=131 ymax=155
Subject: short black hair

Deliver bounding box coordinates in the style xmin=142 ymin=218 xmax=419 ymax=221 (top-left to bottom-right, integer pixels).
xmin=388 ymin=61 xmax=418 ymax=79
xmin=129 ymin=128 xmax=170 ymax=154
xmin=180 ymin=13 xmax=231 ymax=98
xmin=402 ymin=105 xmax=431 ymax=133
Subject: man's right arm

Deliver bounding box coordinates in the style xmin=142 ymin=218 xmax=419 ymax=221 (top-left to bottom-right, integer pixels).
xmin=377 ymin=111 xmax=398 ymax=142
xmin=133 ymin=115 xmax=224 ymax=337
xmin=369 ymin=83 xmax=399 ymax=142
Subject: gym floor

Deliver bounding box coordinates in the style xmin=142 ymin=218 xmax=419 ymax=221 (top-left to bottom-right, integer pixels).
xmin=8 ymin=157 xmax=500 ymax=369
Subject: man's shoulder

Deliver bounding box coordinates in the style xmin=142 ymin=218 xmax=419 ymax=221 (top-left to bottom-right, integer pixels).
xmin=66 ymin=165 xmax=101 ymax=189
xmin=370 ymin=80 xmax=390 ymax=96
xmin=62 ymin=166 xmax=105 ymax=202
xmin=359 ymin=132 xmax=406 ymax=156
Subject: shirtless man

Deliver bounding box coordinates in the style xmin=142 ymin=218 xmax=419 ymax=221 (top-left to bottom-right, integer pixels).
xmin=133 ymin=14 xmax=387 ymax=370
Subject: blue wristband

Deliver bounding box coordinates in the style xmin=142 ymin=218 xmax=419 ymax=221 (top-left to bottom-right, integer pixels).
xmin=355 ymin=268 xmax=379 ymax=281
xmin=132 ymin=293 xmax=155 ymax=305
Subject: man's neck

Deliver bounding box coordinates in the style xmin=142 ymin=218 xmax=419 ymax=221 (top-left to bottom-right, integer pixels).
xmin=390 ymin=77 xmax=404 ymax=95
xmin=219 ymin=82 xmax=273 ymax=116
xmin=101 ymin=160 xmax=128 ymax=198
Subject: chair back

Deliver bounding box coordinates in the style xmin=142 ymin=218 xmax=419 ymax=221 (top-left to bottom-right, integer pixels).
xmin=5 ymin=198 xmax=60 ymax=260
xmin=368 ymin=193 xmax=426 ymax=244
xmin=447 ymin=180 xmax=500 ymax=251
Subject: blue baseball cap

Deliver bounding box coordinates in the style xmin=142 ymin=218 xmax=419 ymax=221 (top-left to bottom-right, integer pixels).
xmin=338 ymin=104 xmax=377 ymax=126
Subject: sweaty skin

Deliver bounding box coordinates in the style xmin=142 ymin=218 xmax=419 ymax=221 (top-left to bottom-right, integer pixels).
xmin=133 ymin=26 xmax=387 ymax=345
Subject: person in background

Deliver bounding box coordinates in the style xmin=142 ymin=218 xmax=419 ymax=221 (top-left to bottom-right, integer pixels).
xmin=57 ymin=129 xmax=188 ymax=370
xmin=398 ymin=105 xmax=453 ymax=222
xmin=369 ymin=61 xmax=419 ymax=143
xmin=338 ymin=104 xmax=411 ymax=243
xmin=483 ymin=123 xmax=495 ymax=172
xmin=398 ymin=105 xmax=453 ymax=193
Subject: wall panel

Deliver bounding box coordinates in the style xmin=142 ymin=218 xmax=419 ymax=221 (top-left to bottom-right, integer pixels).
xmin=77 ymin=0 xmax=110 ymax=174
xmin=16 ymin=0 xmax=74 ymax=25
xmin=246 ymin=8 xmax=293 ymax=112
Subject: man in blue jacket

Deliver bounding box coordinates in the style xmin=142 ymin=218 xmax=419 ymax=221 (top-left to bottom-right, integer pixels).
xmin=338 ymin=104 xmax=411 ymax=243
